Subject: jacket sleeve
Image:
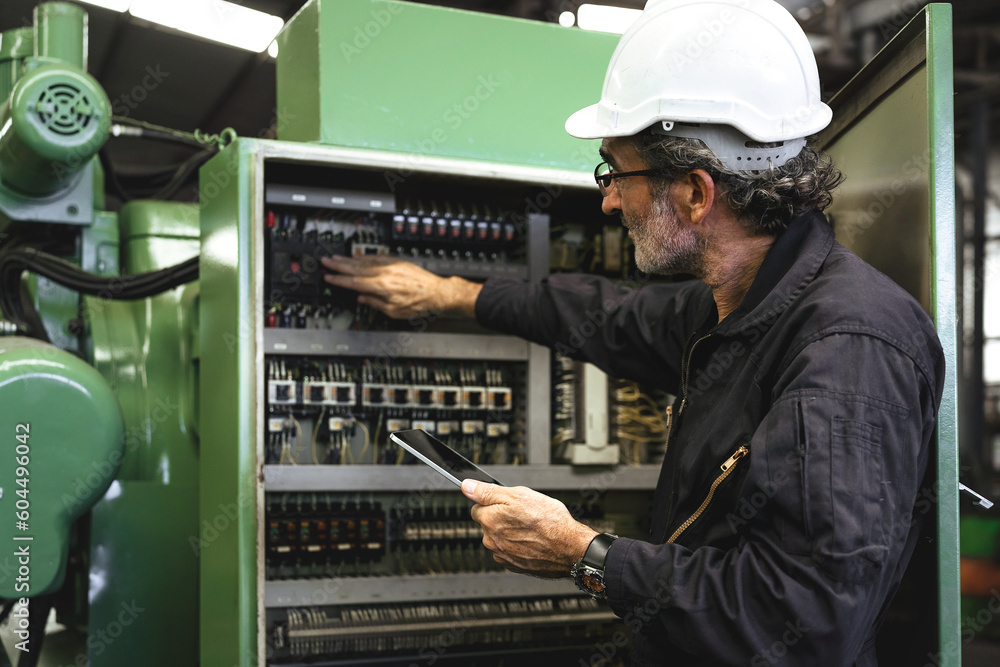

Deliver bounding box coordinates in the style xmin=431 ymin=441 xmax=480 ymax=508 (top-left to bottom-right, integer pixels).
xmin=603 ymin=332 xmax=942 ymax=665
xmin=474 ymin=273 xmax=709 ymax=390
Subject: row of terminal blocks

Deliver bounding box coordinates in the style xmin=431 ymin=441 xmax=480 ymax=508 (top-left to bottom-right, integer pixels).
xmin=265 ymin=494 xmax=500 ymax=579
xmin=266 ymin=496 xmax=386 ymax=567
xmin=268 ymin=597 xmax=611 ymax=660
xmin=266 ymin=359 xmax=516 ymax=412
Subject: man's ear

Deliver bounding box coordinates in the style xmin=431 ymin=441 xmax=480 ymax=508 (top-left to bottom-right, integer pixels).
xmin=676 ymin=169 xmax=716 ymax=225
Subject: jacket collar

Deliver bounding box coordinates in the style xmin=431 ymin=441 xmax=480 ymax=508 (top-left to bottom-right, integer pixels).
xmin=712 ymin=211 xmax=835 ymax=336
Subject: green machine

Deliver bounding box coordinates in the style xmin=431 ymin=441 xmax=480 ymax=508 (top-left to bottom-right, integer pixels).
xmin=0 ymin=3 xmax=202 ymax=665
xmin=0 ymin=1 xmax=963 ymax=666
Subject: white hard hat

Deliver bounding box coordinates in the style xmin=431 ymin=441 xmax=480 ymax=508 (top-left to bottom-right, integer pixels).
xmin=566 ymin=0 xmax=832 ymax=169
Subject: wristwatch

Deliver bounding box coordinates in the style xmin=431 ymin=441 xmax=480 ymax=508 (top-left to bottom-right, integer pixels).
xmin=571 ymin=532 xmax=618 ymax=600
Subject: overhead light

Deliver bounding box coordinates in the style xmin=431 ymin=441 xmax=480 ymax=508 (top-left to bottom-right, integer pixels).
xmin=76 ymin=0 xmax=131 ymax=11
xmin=267 ymin=40 xmax=279 ymax=59
xmin=576 ymin=4 xmax=642 ymax=34
xmin=129 ymin=0 xmax=284 ymax=53
xmin=558 ymin=11 xmax=576 ymax=28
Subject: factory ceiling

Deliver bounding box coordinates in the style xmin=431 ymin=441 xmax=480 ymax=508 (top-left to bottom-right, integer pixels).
xmin=0 ymin=0 xmax=998 ymax=205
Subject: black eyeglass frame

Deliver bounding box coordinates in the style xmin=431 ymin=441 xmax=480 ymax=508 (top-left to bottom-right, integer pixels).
xmin=594 ymin=161 xmax=661 ymax=197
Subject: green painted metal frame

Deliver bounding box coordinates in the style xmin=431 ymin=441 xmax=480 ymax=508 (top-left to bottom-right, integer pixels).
xmin=276 ymin=0 xmax=617 ymax=172
xmin=925 ymin=5 xmax=960 ymax=662
xmin=198 ymin=140 xmax=262 ymax=667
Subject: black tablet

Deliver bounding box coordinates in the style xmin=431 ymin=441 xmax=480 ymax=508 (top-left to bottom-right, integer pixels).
xmin=389 ymin=429 xmax=503 ymax=487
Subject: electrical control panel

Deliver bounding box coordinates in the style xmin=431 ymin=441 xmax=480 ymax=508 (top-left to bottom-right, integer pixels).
xmin=200 ymin=141 xmax=666 ymax=667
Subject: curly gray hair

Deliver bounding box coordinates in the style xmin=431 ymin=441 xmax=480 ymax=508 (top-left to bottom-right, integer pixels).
xmin=632 ymin=128 xmax=843 ymax=236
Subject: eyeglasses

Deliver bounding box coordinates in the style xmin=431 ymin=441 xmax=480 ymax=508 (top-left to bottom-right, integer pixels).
xmin=594 ymin=161 xmax=660 ymax=197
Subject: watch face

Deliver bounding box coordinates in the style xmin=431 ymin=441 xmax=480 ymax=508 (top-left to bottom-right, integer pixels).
xmin=581 ymin=573 xmax=605 ymax=593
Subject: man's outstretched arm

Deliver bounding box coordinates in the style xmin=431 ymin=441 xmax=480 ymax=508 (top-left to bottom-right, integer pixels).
xmin=322 ymin=254 xmax=482 ymax=319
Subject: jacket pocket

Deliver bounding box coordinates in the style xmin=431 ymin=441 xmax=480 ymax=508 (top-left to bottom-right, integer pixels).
xmin=819 ymin=415 xmax=887 ymax=580
xmin=763 ymin=396 xmax=890 ymax=583
xmin=801 ymin=400 xmax=889 ymax=583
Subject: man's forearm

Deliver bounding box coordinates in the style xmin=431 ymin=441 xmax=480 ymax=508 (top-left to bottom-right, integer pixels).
xmin=442 ymin=277 xmax=483 ymax=318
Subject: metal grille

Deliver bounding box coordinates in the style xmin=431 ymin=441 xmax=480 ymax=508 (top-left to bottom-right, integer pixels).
xmin=33 ymin=83 xmax=93 ymax=136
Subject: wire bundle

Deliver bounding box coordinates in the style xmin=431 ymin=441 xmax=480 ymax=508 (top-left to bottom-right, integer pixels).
xmin=614 ymin=380 xmax=669 ymax=465
xmin=0 ymin=246 xmax=199 ymax=341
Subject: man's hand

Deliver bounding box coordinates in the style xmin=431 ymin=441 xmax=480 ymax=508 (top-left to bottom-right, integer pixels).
xmin=461 ymin=479 xmax=598 ymax=579
xmin=321 ymin=254 xmax=482 ymax=320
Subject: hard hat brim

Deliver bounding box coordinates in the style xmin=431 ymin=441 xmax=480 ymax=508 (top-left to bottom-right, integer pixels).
xmin=565 ymin=103 xmax=615 ymax=140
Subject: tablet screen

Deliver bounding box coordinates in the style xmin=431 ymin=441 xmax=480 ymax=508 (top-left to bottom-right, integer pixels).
xmin=389 ymin=429 xmax=503 ymax=487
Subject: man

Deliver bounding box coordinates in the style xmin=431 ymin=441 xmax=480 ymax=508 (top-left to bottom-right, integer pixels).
xmin=322 ymin=1 xmax=944 ymax=664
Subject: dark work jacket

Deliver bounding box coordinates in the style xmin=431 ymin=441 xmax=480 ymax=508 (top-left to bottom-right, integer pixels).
xmin=475 ymin=212 xmax=944 ymax=666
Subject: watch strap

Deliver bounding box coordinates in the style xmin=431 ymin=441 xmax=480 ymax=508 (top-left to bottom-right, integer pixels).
xmin=582 ymin=532 xmax=617 ymax=569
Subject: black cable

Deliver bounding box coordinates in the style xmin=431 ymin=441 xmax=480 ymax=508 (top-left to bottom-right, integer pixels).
xmin=102 ymin=119 xmax=222 ymax=202
xmin=0 ymin=598 xmax=14 ymax=625
xmin=0 ymin=248 xmax=199 ymax=339
xmin=0 ymin=599 xmax=16 ymax=667
xmin=152 ymin=147 xmax=217 ymax=200
xmin=14 ymin=596 xmax=53 ymax=667
xmin=100 ymin=146 xmax=216 ymax=203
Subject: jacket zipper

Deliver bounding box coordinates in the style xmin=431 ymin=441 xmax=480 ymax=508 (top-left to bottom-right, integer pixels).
xmin=678 ymin=333 xmax=712 ymax=417
xmin=666 ymin=445 xmax=749 ymax=544
xmin=663 ymin=405 xmax=673 ymax=447
xmin=661 ymin=332 xmax=713 ymax=529
xmin=663 ymin=333 xmax=710 ymax=457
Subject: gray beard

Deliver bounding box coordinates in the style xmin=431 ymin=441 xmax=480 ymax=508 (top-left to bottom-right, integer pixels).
xmin=625 ymin=198 xmax=707 ymax=277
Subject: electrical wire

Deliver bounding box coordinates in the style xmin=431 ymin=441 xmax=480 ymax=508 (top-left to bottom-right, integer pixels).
xmin=311 ymin=408 xmax=326 ymax=465
xmin=0 ymin=247 xmax=198 ymax=340
xmin=614 ymin=381 xmax=668 ymax=464
xmin=289 ymin=417 xmax=302 ymax=465
xmin=342 ymin=432 xmax=353 ymax=464
xmin=355 ymin=420 xmax=372 ymax=464
xmin=101 ymin=119 xmax=234 ymax=202
xmin=101 ymin=146 xmax=217 ymax=202
xmin=111 ymin=117 xmax=237 ymax=150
